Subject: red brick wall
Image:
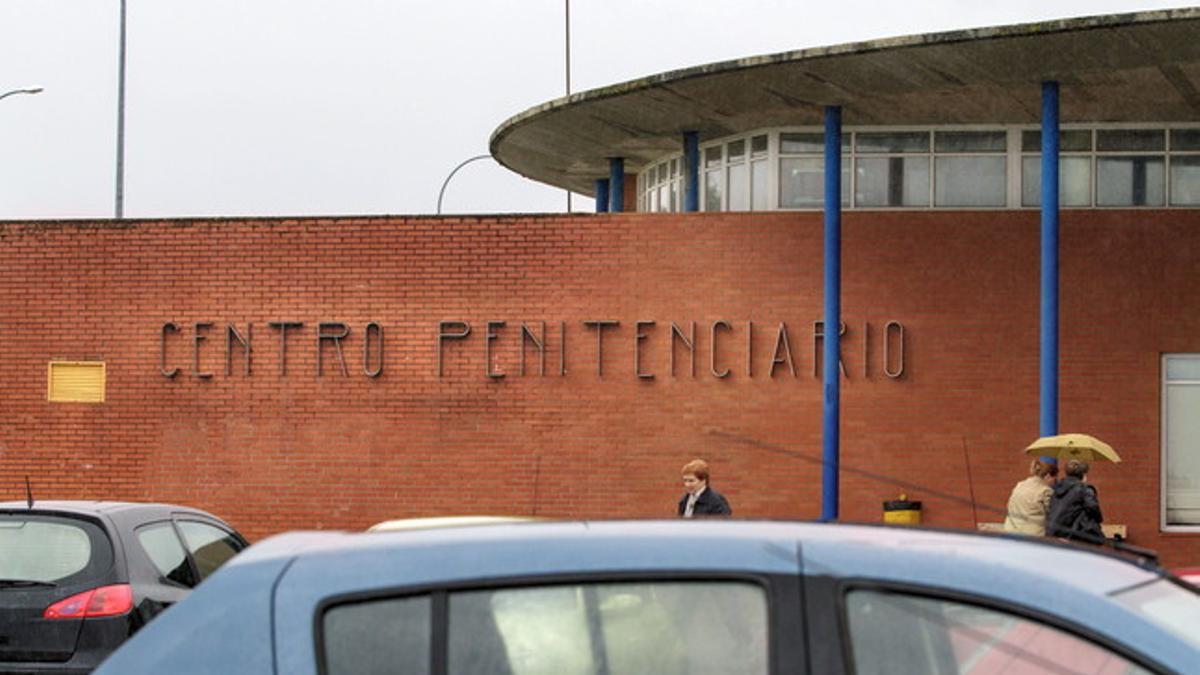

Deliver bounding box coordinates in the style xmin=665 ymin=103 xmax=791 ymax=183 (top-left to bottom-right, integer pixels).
xmin=1 ymin=211 xmax=1197 ymax=566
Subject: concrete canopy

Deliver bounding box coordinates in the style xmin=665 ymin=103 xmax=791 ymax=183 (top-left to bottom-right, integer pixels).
xmin=490 ymin=9 xmax=1200 ymax=195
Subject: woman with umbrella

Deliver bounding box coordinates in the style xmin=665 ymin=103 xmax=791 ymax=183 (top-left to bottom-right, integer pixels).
xmin=1026 ymin=434 xmax=1120 ymax=544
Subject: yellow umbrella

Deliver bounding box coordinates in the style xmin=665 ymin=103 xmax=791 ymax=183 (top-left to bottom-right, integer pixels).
xmin=1025 ymin=433 xmax=1122 ymax=463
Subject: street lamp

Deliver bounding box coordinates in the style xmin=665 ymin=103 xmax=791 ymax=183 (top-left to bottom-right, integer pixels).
xmin=116 ymin=0 xmax=127 ymax=219
xmin=0 ymin=87 xmax=43 ymax=103
xmin=436 ymin=154 xmax=493 ymax=215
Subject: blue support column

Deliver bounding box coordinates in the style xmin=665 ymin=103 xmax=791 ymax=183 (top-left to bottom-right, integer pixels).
xmin=821 ymin=106 xmax=842 ymax=522
xmin=1040 ymin=82 xmax=1059 ymax=438
xmin=595 ymin=179 xmax=610 ymax=213
xmin=608 ymin=158 xmax=625 ymax=213
xmin=683 ymin=131 xmax=700 ymax=212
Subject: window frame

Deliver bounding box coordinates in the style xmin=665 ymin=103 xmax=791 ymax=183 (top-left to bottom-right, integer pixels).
xmin=834 ymin=579 xmax=1169 ymax=675
xmin=1162 ymin=354 xmax=1200 ymax=532
xmin=313 ymin=570 xmax=795 ymax=675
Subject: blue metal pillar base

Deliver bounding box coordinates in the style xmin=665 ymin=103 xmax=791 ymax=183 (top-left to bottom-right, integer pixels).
xmin=683 ymin=132 xmax=700 ymax=212
xmin=821 ymin=106 xmax=842 ymax=522
xmin=608 ymin=158 xmax=625 ymax=213
xmin=595 ymin=179 xmax=610 ymax=213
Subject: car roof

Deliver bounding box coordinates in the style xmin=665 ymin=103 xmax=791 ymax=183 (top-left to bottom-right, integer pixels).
xmin=241 ymin=519 xmax=1160 ymax=592
xmin=99 ymin=521 xmax=1196 ymax=675
xmin=0 ymin=500 xmax=212 ymax=519
xmin=366 ymin=515 xmax=535 ymax=532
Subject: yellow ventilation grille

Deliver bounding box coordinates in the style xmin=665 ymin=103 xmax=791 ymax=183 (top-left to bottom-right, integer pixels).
xmin=47 ymin=361 xmax=106 ymax=403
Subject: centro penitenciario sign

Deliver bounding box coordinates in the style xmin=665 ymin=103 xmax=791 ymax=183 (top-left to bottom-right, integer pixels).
xmin=158 ymin=319 xmax=906 ymax=381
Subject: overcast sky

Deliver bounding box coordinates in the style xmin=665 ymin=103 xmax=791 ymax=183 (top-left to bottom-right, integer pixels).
xmin=1 ymin=1 xmax=1194 ymax=220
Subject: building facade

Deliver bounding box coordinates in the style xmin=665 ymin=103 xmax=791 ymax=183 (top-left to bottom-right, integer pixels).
xmin=3 ymin=10 xmax=1199 ymax=565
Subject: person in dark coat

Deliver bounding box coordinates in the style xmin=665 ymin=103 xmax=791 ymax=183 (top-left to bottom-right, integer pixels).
xmin=678 ymin=458 xmax=732 ymax=518
xmin=1046 ymin=459 xmax=1105 ymax=543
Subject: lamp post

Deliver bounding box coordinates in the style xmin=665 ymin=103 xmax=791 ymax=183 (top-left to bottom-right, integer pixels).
xmin=0 ymin=87 xmax=43 ymax=103
xmin=436 ymin=155 xmax=494 ymax=215
xmin=564 ymin=0 xmax=571 ymax=212
xmin=115 ymin=0 xmax=127 ymax=219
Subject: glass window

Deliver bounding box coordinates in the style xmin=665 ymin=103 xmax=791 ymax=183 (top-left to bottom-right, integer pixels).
xmin=176 ymin=521 xmax=245 ymax=579
xmin=1170 ymin=129 xmax=1200 ymax=151
xmin=0 ymin=517 xmax=103 ymax=584
xmin=704 ymin=170 xmax=722 ymax=211
xmin=856 ymin=131 xmax=929 ymax=154
xmin=780 ymin=157 xmax=823 ymax=208
xmin=323 ymin=595 xmax=431 ymax=675
xmin=1097 ymin=129 xmax=1165 ymax=152
xmin=751 ymin=159 xmax=768 ymax=210
xmin=727 ymin=139 xmax=746 ymax=161
xmin=779 ymin=157 xmax=850 ymax=208
xmin=1022 ymin=129 xmax=1093 ymax=152
xmin=780 ymin=132 xmax=824 ymax=154
xmin=448 ymin=581 xmax=768 ymax=675
xmin=658 ymin=184 xmax=670 ymax=212
xmin=1097 ymin=156 xmax=1165 ymax=206
xmin=1165 ymin=355 xmax=1200 ymax=526
xmin=846 ymin=589 xmax=1153 ymax=675
xmin=935 ymin=156 xmax=1006 ymax=207
xmin=728 ymin=162 xmax=749 ymax=211
xmin=856 ymin=157 xmax=930 ymax=207
xmin=750 ymin=134 xmax=768 ymax=157
xmin=1170 ymin=156 xmax=1200 ymax=206
xmin=137 ymin=522 xmax=197 ymax=588
xmin=704 ymin=146 xmax=722 ymax=169
xmin=1022 ymin=156 xmax=1093 ymax=207
xmin=934 ymin=130 xmax=1006 ymax=153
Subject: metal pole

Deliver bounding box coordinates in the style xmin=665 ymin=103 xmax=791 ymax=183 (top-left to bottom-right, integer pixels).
xmin=608 ymin=158 xmax=624 ymax=213
xmin=436 ymin=155 xmax=492 ymax=214
xmin=564 ymin=0 xmax=572 ymax=212
xmin=821 ymin=106 xmax=842 ymax=522
xmin=594 ymin=179 xmax=610 ymax=213
xmin=683 ymin=131 xmax=699 ymax=212
xmin=116 ymin=0 xmax=127 ymax=219
xmin=1040 ymin=82 xmax=1060 ymax=437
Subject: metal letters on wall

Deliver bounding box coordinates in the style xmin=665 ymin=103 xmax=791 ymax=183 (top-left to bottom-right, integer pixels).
xmin=159 ymin=318 xmax=907 ymax=382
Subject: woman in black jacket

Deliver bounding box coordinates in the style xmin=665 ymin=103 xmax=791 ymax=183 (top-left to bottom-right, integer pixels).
xmin=1046 ymin=459 xmax=1104 ymax=542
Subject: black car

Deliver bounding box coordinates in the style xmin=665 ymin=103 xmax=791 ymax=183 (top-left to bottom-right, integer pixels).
xmin=0 ymin=501 xmax=248 ymax=674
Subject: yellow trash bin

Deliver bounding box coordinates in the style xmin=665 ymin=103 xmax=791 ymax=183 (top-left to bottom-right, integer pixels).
xmin=883 ymin=494 xmax=922 ymax=525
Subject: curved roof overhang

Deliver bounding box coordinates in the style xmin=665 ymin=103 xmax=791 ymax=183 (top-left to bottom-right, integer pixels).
xmin=490 ymin=9 xmax=1200 ymax=194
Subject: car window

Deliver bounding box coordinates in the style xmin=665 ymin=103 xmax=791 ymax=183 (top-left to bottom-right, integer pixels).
xmin=448 ymin=581 xmax=768 ymax=675
xmin=136 ymin=522 xmax=197 ymax=588
xmin=0 ymin=515 xmax=111 ymax=585
xmin=322 ymin=595 xmax=431 ymax=675
xmin=176 ymin=521 xmax=245 ymax=579
xmin=845 ymin=589 xmax=1154 ymax=675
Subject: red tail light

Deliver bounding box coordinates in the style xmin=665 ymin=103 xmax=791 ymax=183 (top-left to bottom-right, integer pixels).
xmin=44 ymin=584 xmax=133 ymax=619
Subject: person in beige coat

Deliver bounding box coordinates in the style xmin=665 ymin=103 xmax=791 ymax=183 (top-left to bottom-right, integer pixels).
xmin=1003 ymin=458 xmax=1059 ymax=535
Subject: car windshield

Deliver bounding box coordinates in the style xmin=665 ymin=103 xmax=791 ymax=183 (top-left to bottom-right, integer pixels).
xmin=1112 ymin=578 xmax=1200 ymax=649
xmin=0 ymin=515 xmax=109 ymax=584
